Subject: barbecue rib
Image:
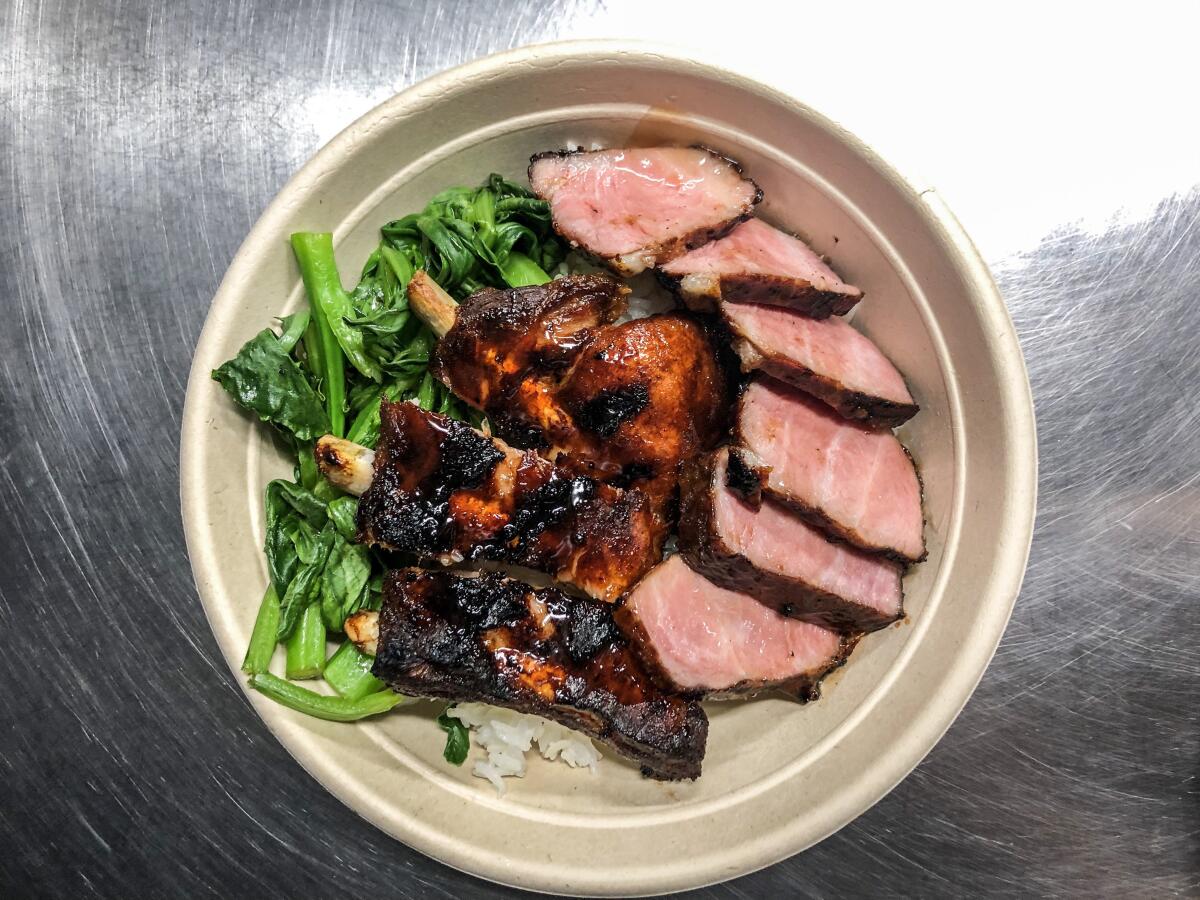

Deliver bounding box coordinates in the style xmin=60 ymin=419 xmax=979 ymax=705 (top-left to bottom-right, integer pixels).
xmin=409 ymin=271 xmax=731 ymax=527
xmin=660 ymin=218 xmax=863 ymax=318
xmin=315 ymin=400 xmax=661 ymax=602
xmin=617 ymin=556 xmax=854 ymax=699
xmin=346 ymin=569 xmax=709 ymax=780
xmin=678 ymin=448 xmax=904 ymax=632
xmin=529 ymin=147 xmax=762 ymax=275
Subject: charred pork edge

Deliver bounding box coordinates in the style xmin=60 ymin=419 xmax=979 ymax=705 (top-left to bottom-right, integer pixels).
xmin=407 ymin=270 xmax=457 ymax=339
xmin=658 ymin=272 xmax=862 ymax=320
xmin=528 ymin=146 xmax=763 ymax=275
xmin=677 ymin=452 xmax=904 ymax=634
xmin=733 ymin=338 xmax=920 ymax=429
xmin=314 ymin=435 xmax=375 ymax=496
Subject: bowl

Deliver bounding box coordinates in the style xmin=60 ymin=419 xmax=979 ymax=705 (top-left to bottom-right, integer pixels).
xmin=180 ymin=40 xmax=1037 ymax=896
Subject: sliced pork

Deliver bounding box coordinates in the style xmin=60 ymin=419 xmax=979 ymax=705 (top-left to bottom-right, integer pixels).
xmin=412 ymin=271 xmax=731 ymax=526
xmin=321 ymin=400 xmax=660 ymax=603
xmin=617 ymin=556 xmax=853 ymax=699
xmin=353 ymin=569 xmax=708 ymax=780
xmin=721 ymin=301 xmax=918 ymax=428
xmin=660 ymin=218 xmax=862 ymax=317
xmin=678 ymin=448 xmax=904 ymax=632
xmin=738 ymin=378 xmax=925 ymax=563
xmin=529 ymin=147 xmax=761 ymax=275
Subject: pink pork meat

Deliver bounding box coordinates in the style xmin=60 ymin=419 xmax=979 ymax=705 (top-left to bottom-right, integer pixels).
xmin=659 ymin=218 xmax=862 ymax=318
xmin=617 ymin=555 xmax=852 ymax=699
xmin=678 ymin=448 xmax=904 ymax=632
xmin=528 ymin=147 xmax=761 ymax=276
xmin=722 ymin=301 xmax=918 ymax=428
xmin=737 ymin=378 xmax=925 ymax=563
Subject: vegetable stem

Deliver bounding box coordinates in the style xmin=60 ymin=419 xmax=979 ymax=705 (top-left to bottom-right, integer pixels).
xmin=323 ymin=641 xmax=386 ymax=701
xmin=248 ymin=673 xmax=407 ymax=722
xmin=498 ymin=250 xmax=551 ymax=287
xmin=291 ymin=233 xmax=348 ymax=435
xmin=285 ymin=603 xmax=326 ymax=679
xmin=241 ymin=585 xmax=281 ymax=675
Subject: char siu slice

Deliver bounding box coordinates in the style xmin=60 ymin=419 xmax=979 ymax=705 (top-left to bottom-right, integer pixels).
xmin=660 ymin=218 xmax=862 ymax=317
xmin=617 ymin=556 xmax=852 ymax=699
xmin=316 ymin=400 xmax=660 ymax=603
xmin=721 ymin=301 xmax=918 ymax=428
xmin=528 ymin=147 xmax=761 ymax=275
xmin=737 ymin=378 xmax=925 ymax=563
xmin=347 ymin=569 xmax=708 ymax=780
xmin=678 ymin=448 xmax=904 ymax=632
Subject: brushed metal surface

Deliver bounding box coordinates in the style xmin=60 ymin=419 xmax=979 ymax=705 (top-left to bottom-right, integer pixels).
xmin=1 ymin=1 xmax=1196 ymax=897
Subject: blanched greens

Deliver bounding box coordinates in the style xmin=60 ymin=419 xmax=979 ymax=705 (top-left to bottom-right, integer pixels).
xmin=213 ymin=173 xmax=564 ymax=724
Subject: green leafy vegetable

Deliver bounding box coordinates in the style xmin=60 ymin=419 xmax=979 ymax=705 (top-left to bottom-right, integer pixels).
xmin=248 ymin=674 xmax=407 ymax=722
xmin=211 ymin=330 xmax=329 ymax=440
xmin=324 ymin=641 xmax=386 ymax=702
xmin=437 ymin=707 xmax=471 ymax=765
xmin=217 ymin=173 xmax=569 ymax=728
xmin=285 ymin=601 xmax=326 ymax=679
xmin=319 ymin=533 xmax=372 ymax=632
xmin=241 ymin=585 xmax=281 ymax=675
xmin=292 ymin=233 xmax=347 ymax=436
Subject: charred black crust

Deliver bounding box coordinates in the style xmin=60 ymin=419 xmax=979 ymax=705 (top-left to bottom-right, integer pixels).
xmin=718 ymin=276 xmax=860 ymax=318
xmin=355 ymin=400 xmax=659 ymax=599
xmin=678 ymin=451 xmax=903 ymax=634
xmin=372 ymin=569 xmax=708 ymax=780
xmin=571 ymin=382 xmax=651 ymax=438
xmin=724 ymin=447 xmax=765 ymax=506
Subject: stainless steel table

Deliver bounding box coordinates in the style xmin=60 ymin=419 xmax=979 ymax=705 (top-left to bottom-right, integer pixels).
xmin=3 ymin=2 xmax=1196 ymax=896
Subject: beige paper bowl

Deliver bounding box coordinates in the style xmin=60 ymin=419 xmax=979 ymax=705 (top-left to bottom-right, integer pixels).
xmin=180 ymin=41 xmax=1036 ymax=897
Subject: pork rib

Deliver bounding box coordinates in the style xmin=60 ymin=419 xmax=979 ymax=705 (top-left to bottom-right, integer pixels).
xmin=617 ymin=556 xmax=853 ymax=699
xmin=722 ymin=301 xmax=918 ymax=428
xmin=414 ymin=272 xmax=731 ymax=525
xmin=317 ymin=400 xmax=661 ymax=603
xmin=678 ymin=448 xmax=904 ymax=632
xmin=529 ymin=147 xmax=761 ymax=275
xmin=660 ymin=218 xmax=862 ymax=317
xmin=348 ymin=569 xmax=709 ymax=780
xmin=738 ymin=378 xmax=926 ymax=563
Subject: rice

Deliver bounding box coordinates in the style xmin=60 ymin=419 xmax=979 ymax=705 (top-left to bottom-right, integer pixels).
xmin=446 ymin=703 xmax=601 ymax=795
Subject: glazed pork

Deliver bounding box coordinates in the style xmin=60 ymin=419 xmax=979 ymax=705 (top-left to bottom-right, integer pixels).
xmin=660 ymin=218 xmax=862 ymax=318
xmin=409 ymin=271 xmax=730 ymax=523
xmin=678 ymin=448 xmax=904 ymax=632
xmin=617 ymin=556 xmax=853 ymax=699
xmin=720 ymin=300 xmax=918 ymax=428
xmin=738 ymin=378 xmax=925 ymax=563
xmin=315 ymin=400 xmax=660 ymax=603
xmin=347 ymin=569 xmax=708 ymax=780
xmin=528 ymin=147 xmax=761 ymax=275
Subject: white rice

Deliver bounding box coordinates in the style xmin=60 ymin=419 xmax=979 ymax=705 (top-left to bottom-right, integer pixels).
xmin=446 ymin=702 xmax=601 ymax=795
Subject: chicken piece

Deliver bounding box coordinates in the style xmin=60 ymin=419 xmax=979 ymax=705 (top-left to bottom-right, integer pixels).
xmin=529 ymin=147 xmax=762 ymax=275
xmin=617 ymin=556 xmax=854 ymax=699
xmin=659 ymin=218 xmax=862 ymax=317
xmin=738 ymin=378 xmax=926 ymax=562
xmin=410 ymin=271 xmax=731 ymax=526
xmin=677 ymin=448 xmax=905 ymax=632
xmin=315 ymin=400 xmax=661 ymax=603
xmin=348 ymin=569 xmax=709 ymax=780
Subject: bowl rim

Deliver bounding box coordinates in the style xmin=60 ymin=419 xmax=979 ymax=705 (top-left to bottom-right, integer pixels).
xmin=180 ymin=38 xmax=1037 ymax=895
